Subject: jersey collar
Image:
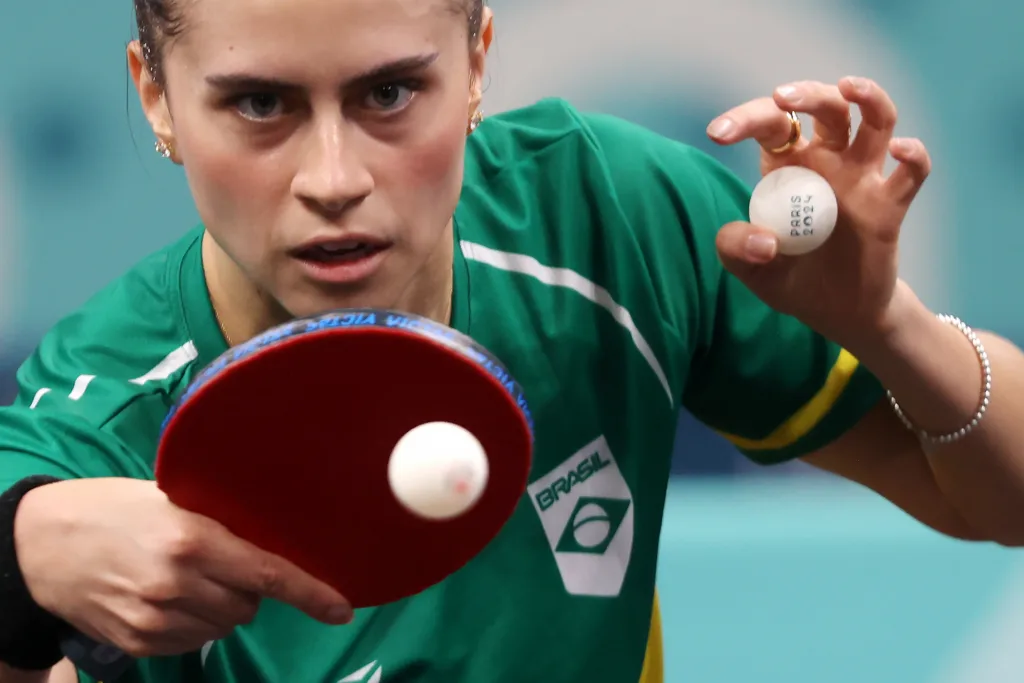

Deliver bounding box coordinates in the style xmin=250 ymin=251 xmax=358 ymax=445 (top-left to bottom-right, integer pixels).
xmin=177 ymin=228 xmax=230 ymax=370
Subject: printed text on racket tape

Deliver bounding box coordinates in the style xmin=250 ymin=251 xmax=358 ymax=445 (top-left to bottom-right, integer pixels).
xmin=163 ymin=309 xmax=534 ymax=436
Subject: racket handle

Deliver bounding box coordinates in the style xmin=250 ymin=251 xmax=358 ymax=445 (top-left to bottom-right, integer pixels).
xmin=60 ymin=631 xmax=134 ymax=680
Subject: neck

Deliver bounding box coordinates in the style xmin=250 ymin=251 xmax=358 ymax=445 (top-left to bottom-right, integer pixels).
xmin=202 ymin=233 xmax=288 ymax=347
xmin=202 ymin=223 xmax=455 ymax=348
xmin=397 ymin=219 xmax=455 ymax=326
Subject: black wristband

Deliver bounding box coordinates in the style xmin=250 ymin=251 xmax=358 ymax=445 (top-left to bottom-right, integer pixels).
xmin=0 ymin=475 xmax=70 ymax=671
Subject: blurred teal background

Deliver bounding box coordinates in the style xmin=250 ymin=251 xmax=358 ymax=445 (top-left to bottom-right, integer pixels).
xmin=1 ymin=1 xmax=1021 ymax=681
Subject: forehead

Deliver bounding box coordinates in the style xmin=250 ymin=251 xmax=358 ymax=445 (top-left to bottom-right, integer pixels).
xmin=176 ymin=0 xmax=461 ymax=73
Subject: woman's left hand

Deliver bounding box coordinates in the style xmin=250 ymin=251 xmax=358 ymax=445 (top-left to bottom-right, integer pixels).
xmin=707 ymin=76 xmax=931 ymax=348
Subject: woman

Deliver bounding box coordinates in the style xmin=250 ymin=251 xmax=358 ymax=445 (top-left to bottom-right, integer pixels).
xmin=2 ymin=0 xmax=1023 ymax=682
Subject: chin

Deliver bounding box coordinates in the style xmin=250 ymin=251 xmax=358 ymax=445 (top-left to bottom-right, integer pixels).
xmin=281 ymin=299 xmax=348 ymax=321
xmin=277 ymin=287 xmax=379 ymax=321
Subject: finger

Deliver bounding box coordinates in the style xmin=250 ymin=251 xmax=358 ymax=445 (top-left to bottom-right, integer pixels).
xmin=715 ymin=221 xmax=781 ymax=267
xmin=774 ymin=81 xmax=853 ymax=150
xmin=169 ymin=578 xmax=261 ymax=631
xmin=839 ymin=76 xmax=898 ymax=165
xmin=191 ymin=517 xmax=352 ymax=625
xmin=115 ymin=605 xmax=232 ymax=658
xmin=885 ymin=137 xmax=931 ymax=205
xmin=707 ymin=97 xmax=808 ymax=154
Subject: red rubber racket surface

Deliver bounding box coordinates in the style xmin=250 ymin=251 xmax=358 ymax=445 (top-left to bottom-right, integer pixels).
xmin=154 ymin=309 xmax=533 ymax=608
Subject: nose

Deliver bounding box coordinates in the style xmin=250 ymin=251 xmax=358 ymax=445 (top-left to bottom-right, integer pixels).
xmin=291 ymin=118 xmax=374 ymax=216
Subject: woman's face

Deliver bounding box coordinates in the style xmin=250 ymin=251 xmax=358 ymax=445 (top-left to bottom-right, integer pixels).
xmin=132 ymin=0 xmax=490 ymax=319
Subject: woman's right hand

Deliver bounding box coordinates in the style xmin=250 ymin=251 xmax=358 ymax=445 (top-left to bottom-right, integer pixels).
xmin=13 ymin=478 xmax=353 ymax=658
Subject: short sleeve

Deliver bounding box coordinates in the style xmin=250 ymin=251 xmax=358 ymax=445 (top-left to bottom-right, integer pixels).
xmin=676 ymin=149 xmax=883 ymax=464
xmin=0 ymin=334 xmax=163 ymax=491
xmin=0 ymin=406 xmax=152 ymax=492
xmin=582 ymin=111 xmax=884 ymax=465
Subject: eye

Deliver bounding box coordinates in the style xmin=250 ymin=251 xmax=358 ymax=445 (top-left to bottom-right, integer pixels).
xmin=364 ymin=83 xmax=416 ymax=112
xmin=235 ymin=94 xmax=285 ymax=121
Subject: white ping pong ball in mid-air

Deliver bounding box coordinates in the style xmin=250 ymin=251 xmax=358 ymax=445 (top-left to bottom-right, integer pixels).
xmin=387 ymin=421 xmax=489 ymax=520
xmin=749 ymin=166 xmax=839 ymax=256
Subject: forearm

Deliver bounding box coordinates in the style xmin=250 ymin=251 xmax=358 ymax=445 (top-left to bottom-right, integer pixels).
xmin=850 ymin=280 xmax=1024 ymax=544
xmin=0 ymin=660 xmax=75 ymax=683
xmin=0 ymin=665 xmax=41 ymax=683
xmin=0 ymin=666 xmax=44 ymax=683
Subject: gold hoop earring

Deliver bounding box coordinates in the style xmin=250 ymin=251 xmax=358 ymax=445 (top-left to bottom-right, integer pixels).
xmin=467 ymin=110 xmax=484 ymax=135
xmin=154 ymin=139 xmax=173 ymax=159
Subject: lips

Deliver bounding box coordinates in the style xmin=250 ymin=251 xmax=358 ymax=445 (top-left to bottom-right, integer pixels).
xmin=291 ymin=238 xmax=389 ymax=264
xmin=289 ymin=236 xmax=393 ymax=285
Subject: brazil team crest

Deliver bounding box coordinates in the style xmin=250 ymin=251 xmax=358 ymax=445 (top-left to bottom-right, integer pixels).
xmin=528 ymin=435 xmax=634 ymax=597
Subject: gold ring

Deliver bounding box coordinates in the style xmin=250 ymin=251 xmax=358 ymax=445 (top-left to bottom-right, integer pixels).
xmin=768 ymin=111 xmax=802 ymax=154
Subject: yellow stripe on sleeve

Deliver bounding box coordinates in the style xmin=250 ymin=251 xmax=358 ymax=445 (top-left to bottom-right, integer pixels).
xmin=717 ymin=348 xmax=860 ymax=451
xmin=639 ymin=592 xmax=664 ymax=683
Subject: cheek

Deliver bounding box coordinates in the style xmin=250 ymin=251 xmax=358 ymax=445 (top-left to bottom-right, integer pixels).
xmin=174 ymin=105 xmax=282 ymax=221
xmin=391 ymin=115 xmax=467 ymax=202
xmin=182 ymin=141 xmax=256 ymax=220
xmin=174 ymin=107 xmax=288 ymax=264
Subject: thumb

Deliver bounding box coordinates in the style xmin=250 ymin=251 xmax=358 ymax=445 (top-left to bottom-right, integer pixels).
xmin=715 ymin=221 xmax=786 ymax=284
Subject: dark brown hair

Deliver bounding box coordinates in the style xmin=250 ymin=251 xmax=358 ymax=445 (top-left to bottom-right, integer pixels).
xmin=135 ymin=0 xmax=485 ymax=84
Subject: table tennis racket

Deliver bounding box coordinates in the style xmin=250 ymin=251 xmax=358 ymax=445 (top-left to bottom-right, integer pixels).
xmin=61 ymin=308 xmax=534 ymax=680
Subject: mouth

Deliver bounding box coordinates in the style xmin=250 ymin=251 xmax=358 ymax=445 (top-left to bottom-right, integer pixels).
xmin=291 ymin=239 xmax=389 ymax=264
xmin=289 ymin=237 xmax=393 ymax=285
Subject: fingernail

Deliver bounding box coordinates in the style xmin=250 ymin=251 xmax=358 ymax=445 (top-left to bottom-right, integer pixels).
xmin=707 ymin=117 xmax=736 ymax=140
xmin=745 ymin=234 xmax=778 ymax=262
xmin=845 ymin=77 xmax=870 ymax=95
xmin=328 ymin=605 xmax=353 ymax=623
xmin=776 ymin=84 xmax=802 ymax=104
xmin=891 ymin=138 xmax=912 ymax=155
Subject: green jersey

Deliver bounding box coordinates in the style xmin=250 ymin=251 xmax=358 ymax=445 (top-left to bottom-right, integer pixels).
xmin=0 ymin=99 xmax=882 ymax=683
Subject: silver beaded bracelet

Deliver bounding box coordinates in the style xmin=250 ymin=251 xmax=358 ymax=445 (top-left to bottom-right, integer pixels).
xmin=886 ymin=314 xmax=992 ymax=446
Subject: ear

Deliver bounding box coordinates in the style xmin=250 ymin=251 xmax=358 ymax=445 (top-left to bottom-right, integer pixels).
xmin=468 ymin=6 xmax=494 ymax=115
xmin=127 ymin=41 xmax=180 ymax=164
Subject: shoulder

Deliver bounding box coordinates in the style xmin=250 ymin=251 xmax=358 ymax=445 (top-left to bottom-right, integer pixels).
xmin=456 ymin=101 xmax=758 ymax=401
xmin=469 ymin=98 xmax=745 ymax=187
xmin=458 ymin=99 xmax=752 ymax=312
xmin=463 ymin=98 xmax=751 ymax=244
xmin=11 ymin=228 xmax=205 ymax=426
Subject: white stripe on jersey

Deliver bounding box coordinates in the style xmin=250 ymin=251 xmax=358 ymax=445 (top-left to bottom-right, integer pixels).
xmin=460 ymin=241 xmax=673 ymax=404
xmin=68 ymin=375 xmax=96 ymax=400
xmin=26 ymin=341 xmax=197 ymax=411
xmin=130 ymin=341 xmax=199 ymax=386
xmin=29 ymin=388 xmax=51 ymax=410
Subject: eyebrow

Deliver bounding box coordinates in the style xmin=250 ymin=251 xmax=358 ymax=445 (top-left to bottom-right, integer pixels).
xmin=205 ymin=52 xmax=441 ymax=92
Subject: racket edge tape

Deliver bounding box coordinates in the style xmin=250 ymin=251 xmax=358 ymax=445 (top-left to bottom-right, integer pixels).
xmin=162 ymin=307 xmax=535 ymax=443
xmin=64 ymin=307 xmax=533 ymax=680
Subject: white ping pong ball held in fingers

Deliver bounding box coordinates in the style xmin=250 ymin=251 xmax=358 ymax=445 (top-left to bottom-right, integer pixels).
xmin=749 ymin=166 xmax=838 ymax=256
xmin=388 ymin=421 xmax=489 ymax=520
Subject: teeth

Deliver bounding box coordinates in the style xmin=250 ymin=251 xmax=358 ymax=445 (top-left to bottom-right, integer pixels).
xmin=319 ymin=243 xmax=365 ymax=254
